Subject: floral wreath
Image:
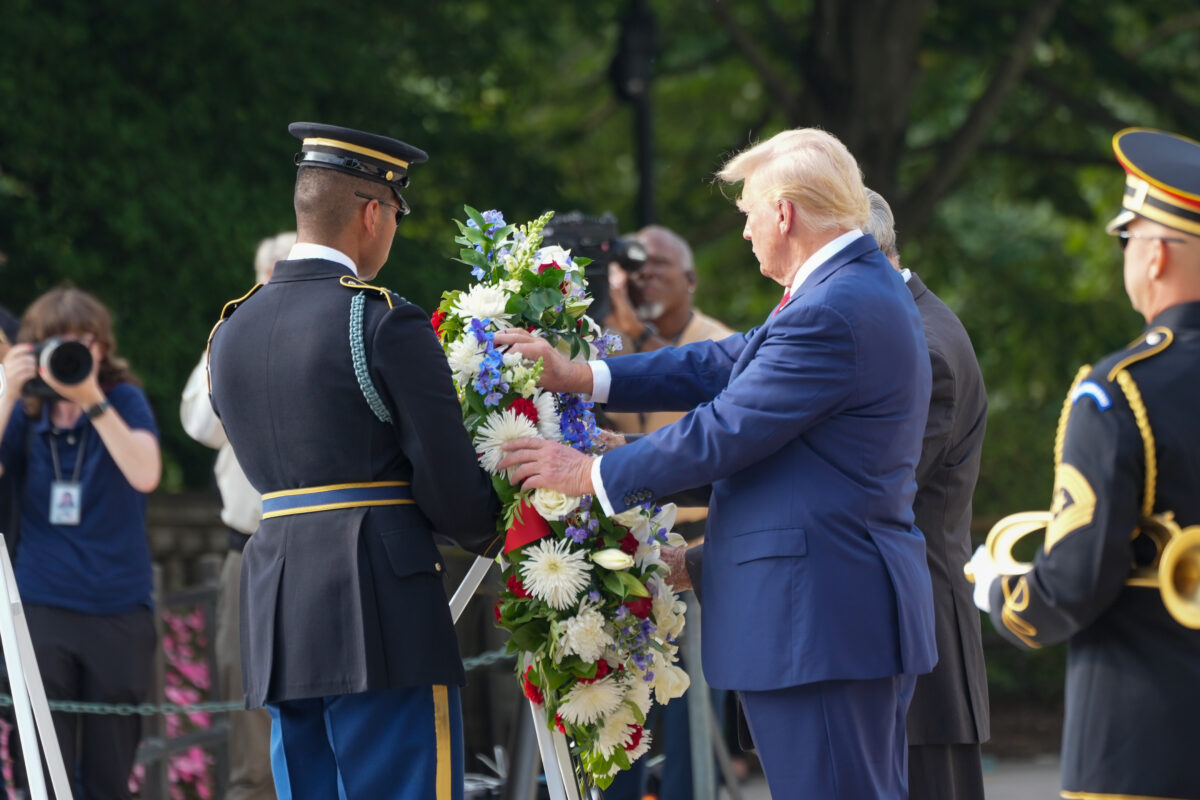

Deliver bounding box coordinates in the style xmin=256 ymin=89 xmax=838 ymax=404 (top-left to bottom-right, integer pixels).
xmin=433 ymin=208 xmax=691 ymax=787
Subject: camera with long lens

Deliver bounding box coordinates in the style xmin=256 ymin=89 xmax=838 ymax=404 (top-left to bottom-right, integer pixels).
xmin=541 ymin=211 xmax=647 ymax=323
xmin=23 ymin=338 xmax=94 ymax=398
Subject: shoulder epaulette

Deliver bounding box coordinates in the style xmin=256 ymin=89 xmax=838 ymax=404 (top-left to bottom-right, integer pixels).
xmin=338 ymin=275 xmax=402 ymax=309
xmin=1105 ymin=325 xmax=1174 ymax=381
xmin=217 ymin=283 xmax=264 ymax=323
xmin=205 ymin=283 xmax=263 ymax=395
xmin=207 ymin=283 xmax=263 ymax=348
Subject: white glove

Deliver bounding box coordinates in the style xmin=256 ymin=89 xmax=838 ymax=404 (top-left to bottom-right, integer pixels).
xmin=967 ymin=545 xmax=999 ymax=613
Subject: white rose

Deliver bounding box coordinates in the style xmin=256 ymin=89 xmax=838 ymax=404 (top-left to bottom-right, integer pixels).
xmin=611 ymin=507 xmax=646 ymax=528
xmin=530 ymin=488 xmax=579 ymax=522
xmin=590 ymin=548 xmax=635 ymax=570
xmin=652 ymin=661 xmax=691 ymax=704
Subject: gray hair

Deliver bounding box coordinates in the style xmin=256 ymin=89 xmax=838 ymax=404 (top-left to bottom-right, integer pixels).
xmin=863 ymin=188 xmax=899 ymax=263
xmin=254 ymin=231 xmax=298 ymax=284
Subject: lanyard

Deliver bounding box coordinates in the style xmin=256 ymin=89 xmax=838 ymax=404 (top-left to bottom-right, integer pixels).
xmin=48 ymin=427 xmax=89 ymax=483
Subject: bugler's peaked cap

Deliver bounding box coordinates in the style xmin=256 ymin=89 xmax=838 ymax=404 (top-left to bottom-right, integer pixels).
xmin=289 ymin=122 xmax=428 ymax=195
xmin=1108 ymin=127 xmax=1200 ymax=236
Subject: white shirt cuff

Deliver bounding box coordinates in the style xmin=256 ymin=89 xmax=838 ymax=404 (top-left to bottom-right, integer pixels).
xmin=588 ymin=360 xmax=612 ymax=404
xmin=591 ymin=456 xmax=616 ymax=517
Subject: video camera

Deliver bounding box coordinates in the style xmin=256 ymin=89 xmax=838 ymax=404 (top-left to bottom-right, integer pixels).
xmin=23 ymin=338 xmax=93 ymax=398
xmin=541 ymin=211 xmax=646 ymax=323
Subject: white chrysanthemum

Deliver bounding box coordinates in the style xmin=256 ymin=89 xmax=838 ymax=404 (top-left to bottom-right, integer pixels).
xmin=560 ymin=607 xmax=615 ymax=664
xmin=446 ymin=337 xmax=485 ymax=385
xmin=558 ymin=675 xmax=624 ymax=725
xmin=648 ymin=575 xmax=686 ymax=641
xmin=474 ymin=409 xmax=538 ymax=476
xmin=532 ymin=391 xmax=562 ymax=441
xmin=591 ymin=704 xmax=639 ymax=757
xmin=624 ymin=673 xmax=652 ymax=717
xmin=519 ymin=538 xmax=592 ymax=610
xmin=452 ymin=283 xmax=510 ymax=320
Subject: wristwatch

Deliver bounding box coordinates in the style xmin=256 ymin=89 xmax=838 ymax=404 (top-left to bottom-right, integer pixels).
xmin=85 ymin=400 xmax=111 ymax=420
xmin=632 ymin=322 xmax=659 ymax=350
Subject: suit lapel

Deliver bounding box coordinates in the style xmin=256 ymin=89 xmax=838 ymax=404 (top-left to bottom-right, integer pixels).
xmin=906 ymin=272 xmax=928 ymax=303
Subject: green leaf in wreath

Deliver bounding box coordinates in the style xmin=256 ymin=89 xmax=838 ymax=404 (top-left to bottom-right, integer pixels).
xmin=616 ymin=571 xmax=650 ymax=598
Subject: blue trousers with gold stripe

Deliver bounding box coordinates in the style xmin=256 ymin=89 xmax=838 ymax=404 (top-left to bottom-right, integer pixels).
xmin=267 ymin=685 xmax=463 ymax=800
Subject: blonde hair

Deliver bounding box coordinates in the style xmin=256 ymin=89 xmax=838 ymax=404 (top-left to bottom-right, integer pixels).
xmin=717 ymin=128 xmax=869 ymax=232
xmin=254 ymin=231 xmax=298 ymax=284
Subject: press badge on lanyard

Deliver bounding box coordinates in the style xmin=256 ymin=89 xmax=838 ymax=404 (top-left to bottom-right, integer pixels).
xmin=49 ymin=428 xmax=88 ymax=526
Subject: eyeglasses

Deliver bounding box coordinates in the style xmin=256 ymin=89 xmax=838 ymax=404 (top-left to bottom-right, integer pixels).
xmin=354 ymin=191 xmax=409 ymax=225
xmin=1115 ymin=231 xmax=1187 ymax=251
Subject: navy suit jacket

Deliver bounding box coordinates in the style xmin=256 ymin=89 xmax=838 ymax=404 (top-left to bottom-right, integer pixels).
xmin=598 ymin=235 xmax=937 ymax=691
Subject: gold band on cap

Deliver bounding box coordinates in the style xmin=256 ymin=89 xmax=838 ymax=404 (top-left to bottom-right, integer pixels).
xmin=1114 ymin=127 xmax=1200 ymax=203
xmin=303 ymin=137 xmax=410 ymax=170
xmin=1124 ymin=175 xmax=1200 ymax=237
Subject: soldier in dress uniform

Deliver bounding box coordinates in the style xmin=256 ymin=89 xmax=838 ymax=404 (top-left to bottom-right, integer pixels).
xmin=968 ymin=128 xmax=1200 ymax=800
xmin=206 ymin=123 xmax=502 ymax=800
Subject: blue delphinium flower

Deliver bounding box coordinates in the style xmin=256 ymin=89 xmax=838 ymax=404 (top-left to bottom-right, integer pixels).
xmin=466 ymin=210 xmax=508 ymax=279
xmin=558 ymin=393 xmax=598 ymax=452
xmin=470 ymin=318 xmax=509 ymax=406
xmin=594 ymin=331 xmax=624 ymax=358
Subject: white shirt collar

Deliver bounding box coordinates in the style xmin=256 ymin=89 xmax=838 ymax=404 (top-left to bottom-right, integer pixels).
xmin=786 ymin=229 xmax=864 ymax=299
xmin=900 ymin=267 xmax=912 ymax=283
xmin=286 ymin=243 xmax=358 ymax=277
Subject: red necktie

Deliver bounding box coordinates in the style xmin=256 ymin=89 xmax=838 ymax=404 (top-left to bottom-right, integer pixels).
xmin=772 ymin=288 xmax=791 ymax=317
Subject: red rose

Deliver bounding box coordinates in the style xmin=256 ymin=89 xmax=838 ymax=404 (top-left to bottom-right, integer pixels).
xmin=623 ymin=596 xmax=652 ymax=619
xmin=624 ymin=724 xmax=643 ymax=751
xmin=522 ymin=666 xmax=544 ymax=705
xmin=555 ymin=714 xmax=566 ymax=734
xmin=537 ymin=261 xmax=558 ymax=274
xmin=431 ymin=309 xmax=447 ymax=338
xmin=618 ymin=532 xmax=638 ymax=555
xmin=506 ymin=575 xmax=532 ymax=599
xmin=577 ymin=658 xmax=611 ymax=684
xmin=493 ymin=600 xmax=502 ymax=623
xmin=508 ymin=397 xmax=539 ymax=425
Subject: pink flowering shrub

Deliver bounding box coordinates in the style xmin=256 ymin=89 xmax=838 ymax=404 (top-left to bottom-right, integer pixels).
xmin=128 ymin=605 xmax=216 ymax=800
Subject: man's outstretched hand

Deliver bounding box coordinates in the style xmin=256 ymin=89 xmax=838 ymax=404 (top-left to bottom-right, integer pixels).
xmin=492 ymin=329 xmax=594 ymax=394
xmin=498 ymin=437 xmax=595 ymax=496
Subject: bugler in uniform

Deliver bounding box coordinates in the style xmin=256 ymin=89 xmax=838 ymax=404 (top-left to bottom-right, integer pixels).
xmin=969 ymin=128 xmax=1200 ymax=800
xmin=207 ymin=123 xmax=501 ymax=800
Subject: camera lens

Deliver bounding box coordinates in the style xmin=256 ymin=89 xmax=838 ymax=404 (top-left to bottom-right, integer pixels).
xmin=39 ymin=339 xmax=93 ymax=385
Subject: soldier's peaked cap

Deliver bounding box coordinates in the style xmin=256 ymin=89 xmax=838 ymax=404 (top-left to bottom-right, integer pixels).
xmin=1107 ymin=127 xmax=1200 ymax=236
xmin=289 ymin=122 xmax=428 ymax=193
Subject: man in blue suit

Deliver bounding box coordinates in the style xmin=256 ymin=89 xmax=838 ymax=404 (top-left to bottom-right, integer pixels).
xmin=497 ymin=128 xmax=936 ymax=798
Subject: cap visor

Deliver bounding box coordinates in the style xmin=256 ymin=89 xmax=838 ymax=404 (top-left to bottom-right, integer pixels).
xmin=1105 ymin=209 xmax=1136 ymax=234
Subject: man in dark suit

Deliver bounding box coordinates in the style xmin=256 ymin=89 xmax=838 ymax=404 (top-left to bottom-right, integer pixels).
xmin=208 ymin=123 xmax=501 ymax=800
xmin=496 ymin=128 xmax=936 ymax=799
xmin=865 ymin=189 xmax=990 ymax=800
xmin=970 ymin=127 xmax=1200 ymax=800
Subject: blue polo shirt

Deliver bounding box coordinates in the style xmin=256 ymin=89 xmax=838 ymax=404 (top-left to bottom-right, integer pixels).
xmin=0 ymin=383 xmax=157 ymax=614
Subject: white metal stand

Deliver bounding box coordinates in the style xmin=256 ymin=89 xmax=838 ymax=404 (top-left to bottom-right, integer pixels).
xmin=0 ymin=535 xmax=74 ymax=799
xmin=450 ymin=554 xmax=589 ymax=799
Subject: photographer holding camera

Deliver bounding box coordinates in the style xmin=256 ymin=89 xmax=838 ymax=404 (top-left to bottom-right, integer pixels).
xmin=601 ymin=225 xmax=737 ymax=800
xmin=0 ymin=286 xmax=160 ymax=799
